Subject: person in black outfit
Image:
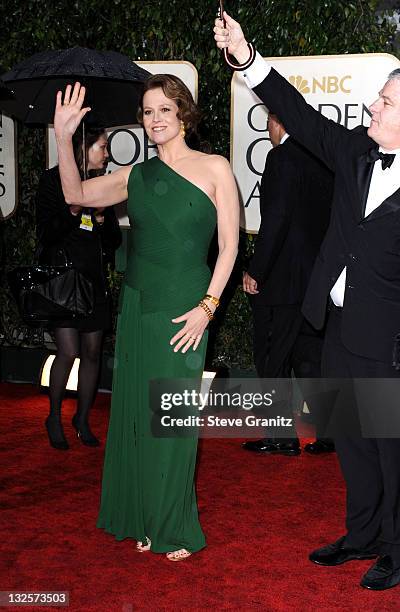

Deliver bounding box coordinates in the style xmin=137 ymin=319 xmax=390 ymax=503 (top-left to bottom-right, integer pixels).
xmin=36 ymin=126 xmax=122 ymax=451
xmin=242 ymin=113 xmax=334 ymax=456
xmin=215 ymin=13 xmax=400 ymax=591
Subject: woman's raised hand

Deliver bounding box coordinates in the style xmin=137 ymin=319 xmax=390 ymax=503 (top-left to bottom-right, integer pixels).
xmin=54 ymin=82 xmax=91 ymax=142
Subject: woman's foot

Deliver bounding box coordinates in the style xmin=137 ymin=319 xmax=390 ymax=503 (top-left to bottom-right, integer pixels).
xmin=71 ymin=414 xmax=100 ymax=447
xmin=136 ymin=537 xmax=151 ymax=552
xmin=45 ymin=416 xmax=69 ymax=450
xmin=166 ymin=549 xmax=191 ymax=561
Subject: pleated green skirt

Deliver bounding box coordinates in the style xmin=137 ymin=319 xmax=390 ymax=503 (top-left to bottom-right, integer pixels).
xmin=97 ymin=285 xmax=206 ymax=553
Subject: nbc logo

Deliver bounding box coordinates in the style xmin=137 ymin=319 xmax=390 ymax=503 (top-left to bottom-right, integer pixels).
xmin=289 ymin=74 xmax=351 ymax=94
xmin=289 ymin=76 xmax=310 ymax=93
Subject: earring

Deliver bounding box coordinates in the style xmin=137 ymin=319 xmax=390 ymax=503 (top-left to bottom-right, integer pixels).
xmin=180 ymin=121 xmax=186 ymax=139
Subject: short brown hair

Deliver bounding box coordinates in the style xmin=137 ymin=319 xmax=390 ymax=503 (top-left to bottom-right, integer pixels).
xmin=137 ymin=73 xmax=201 ymax=134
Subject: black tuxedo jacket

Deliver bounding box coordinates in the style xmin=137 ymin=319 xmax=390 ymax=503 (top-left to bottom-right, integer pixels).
xmin=248 ymin=137 xmax=332 ymax=306
xmin=253 ymin=68 xmax=399 ymax=363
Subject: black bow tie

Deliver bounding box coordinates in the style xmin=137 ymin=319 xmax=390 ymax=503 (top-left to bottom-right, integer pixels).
xmin=367 ymin=148 xmax=396 ymax=170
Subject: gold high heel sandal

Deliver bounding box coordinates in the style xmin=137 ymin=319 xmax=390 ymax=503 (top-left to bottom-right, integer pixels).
xmin=136 ymin=537 xmax=151 ymax=552
xmin=166 ymin=549 xmax=191 ymax=561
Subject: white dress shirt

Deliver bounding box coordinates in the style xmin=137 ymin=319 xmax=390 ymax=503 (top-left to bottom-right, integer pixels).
xmin=242 ymin=52 xmax=271 ymax=88
xmin=241 ymin=53 xmax=400 ymax=307
xmin=329 ymin=149 xmax=400 ymax=306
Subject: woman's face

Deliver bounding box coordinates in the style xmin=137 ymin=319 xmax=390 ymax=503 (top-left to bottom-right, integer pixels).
xmin=87 ymin=134 xmax=109 ymax=171
xmin=142 ymin=87 xmax=181 ymax=145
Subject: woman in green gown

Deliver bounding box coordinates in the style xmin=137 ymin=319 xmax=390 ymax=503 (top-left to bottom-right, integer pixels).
xmin=54 ymin=76 xmax=239 ymax=560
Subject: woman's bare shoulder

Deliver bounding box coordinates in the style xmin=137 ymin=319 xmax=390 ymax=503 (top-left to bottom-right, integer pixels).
xmin=196 ymin=153 xmax=231 ymax=171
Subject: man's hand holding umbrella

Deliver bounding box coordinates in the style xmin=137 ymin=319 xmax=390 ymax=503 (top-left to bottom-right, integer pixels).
xmin=214 ymin=11 xmax=252 ymax=64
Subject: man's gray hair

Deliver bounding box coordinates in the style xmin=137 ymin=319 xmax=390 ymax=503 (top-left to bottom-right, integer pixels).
xmin=388 ymin=68 xmax=400 ymax=82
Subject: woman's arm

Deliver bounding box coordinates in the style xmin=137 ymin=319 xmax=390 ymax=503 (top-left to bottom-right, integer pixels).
xmin=54 ymin=82 xmax=130 ymax=208
xmin=204 ymin=156 xmax=239 ymax=300
xmin=170 ymin=156 xmax=239 ymax=353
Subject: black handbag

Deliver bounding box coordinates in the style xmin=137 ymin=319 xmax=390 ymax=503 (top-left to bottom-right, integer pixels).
xmin=8 ymin=249 xmax=94 ymax=325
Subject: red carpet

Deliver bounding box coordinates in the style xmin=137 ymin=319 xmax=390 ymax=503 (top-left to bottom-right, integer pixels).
xmin=1 ymin=382 xmax=398 ymax=611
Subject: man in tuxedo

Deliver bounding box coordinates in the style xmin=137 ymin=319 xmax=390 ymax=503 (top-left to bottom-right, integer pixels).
xmin=242 ymin=113 xmax=334 ymax=455
xmin=215 ymin=13 xmax=400 ymax=591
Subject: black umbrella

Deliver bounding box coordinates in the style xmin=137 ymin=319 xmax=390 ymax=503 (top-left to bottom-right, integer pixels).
xmin=0 ymin=47 xmax=150 ymax=126
xmin=0 ymin=81 xmax=14 ymax=102
xmin=0 ymin=66 xmax=14 ymax=101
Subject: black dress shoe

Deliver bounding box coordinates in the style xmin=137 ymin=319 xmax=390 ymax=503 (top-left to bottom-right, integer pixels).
xmin=361 ymin=555 xmax=400 ymax=590
xmin=242 ymin=438 xmax=300 ymax=456
xmin=304 ymin=439 xmax=335 ymax=454
xmin=309 ymin=536 xmax=378 ymax=566
xmin=45 ymin=416 xmax=69 ymax=451
xmin=72 ymin=415 xmax=100 ymax=447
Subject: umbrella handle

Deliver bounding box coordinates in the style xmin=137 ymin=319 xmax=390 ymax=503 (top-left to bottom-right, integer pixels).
xmin=218 ymin=1 xmax=255 ymax=71
xmin=82 ymin=119 xmax=88 ymax=180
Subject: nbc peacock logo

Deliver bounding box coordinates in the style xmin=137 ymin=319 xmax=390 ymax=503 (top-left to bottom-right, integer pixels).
xmin=288 ymin=74 xmax=352 ymax=94
xmin=288 ymin=75 xmax=310 ymax=93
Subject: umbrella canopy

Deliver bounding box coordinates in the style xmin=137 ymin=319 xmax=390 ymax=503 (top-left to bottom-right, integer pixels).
xmin=0 ymin=81 xmax=14 ymax=102
xmin=1 ymin=47 xmax=150 ymax=126
xmin=0 ymin=66 xmax=14 ymax=101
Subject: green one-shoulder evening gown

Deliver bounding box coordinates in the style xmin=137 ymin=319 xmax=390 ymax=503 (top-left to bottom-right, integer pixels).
xmin=97 ymin=156 xmax=216 ymax=553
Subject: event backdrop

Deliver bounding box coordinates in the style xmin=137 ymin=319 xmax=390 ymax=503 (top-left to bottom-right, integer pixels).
xmin=5 ymin=53 xmax=400 ymax=233
xmin=0 ymin=114 xmax=16 ymax=220
xmin=232 ymin=52 xmax=400 ymax=232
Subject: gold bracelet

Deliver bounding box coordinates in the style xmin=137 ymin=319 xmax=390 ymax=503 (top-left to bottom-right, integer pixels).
xmin=199 ymin=300 xmax=214 ymax=321
xmin=204 ymin=294 xmax=220 ymax=308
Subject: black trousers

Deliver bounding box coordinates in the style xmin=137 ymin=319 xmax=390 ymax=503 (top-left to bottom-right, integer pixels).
xmin=322 ymin=306 xmax=400 ymax=562
xmin=251 ymin=302 xmax=325 ymax=439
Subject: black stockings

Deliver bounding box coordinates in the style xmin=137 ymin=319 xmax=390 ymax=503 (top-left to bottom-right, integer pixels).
xmin=49 ymin=327 xmax=103 ymax=427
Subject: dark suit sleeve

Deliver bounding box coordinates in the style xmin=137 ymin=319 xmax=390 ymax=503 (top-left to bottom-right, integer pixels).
xmin=252 ymin=68 xmax=371 ymax=171
xmin=36 ymin=168 xmax=81 ymax=247
xmin=247 ymin=146 xmax=298 ymax=285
